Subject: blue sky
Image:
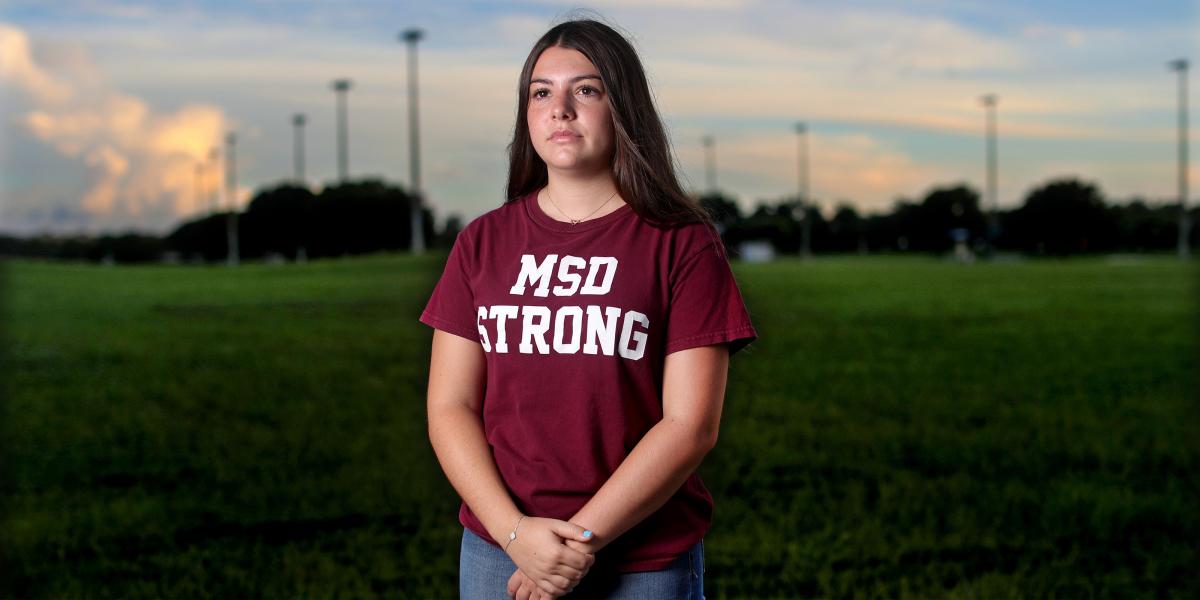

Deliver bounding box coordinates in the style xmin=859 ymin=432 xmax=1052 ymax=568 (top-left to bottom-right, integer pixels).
xmin=1 ymin=0 xmax=1197 ymax=234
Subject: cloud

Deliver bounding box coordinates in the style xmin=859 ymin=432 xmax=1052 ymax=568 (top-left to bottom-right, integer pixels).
xmin=0 ymin=22 xmax=237 ymax=232
xmin=830 ymin=10 xmax=1029 ymax=74
xmin=1019 ymin=23 xmax=1129 ymax=49
xmin=673 ymin=128 xmax=950 ymax=213
xmin=642 ymin=10 xmax=1176 ymax=142
xmin=81 ymin=144 xmax=128 ymax=212
xmin=0 ymin=23 xmax=73 ymax=104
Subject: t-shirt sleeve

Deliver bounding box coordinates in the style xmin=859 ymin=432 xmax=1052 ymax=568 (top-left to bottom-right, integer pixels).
xmin=664 ymin=237 xmax=758 ymax=357
xmin=418 ymin=231 xmax=482 ymax=343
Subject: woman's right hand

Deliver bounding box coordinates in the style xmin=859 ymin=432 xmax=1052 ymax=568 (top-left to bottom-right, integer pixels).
xmin=504 ymin=517 xmax=596 ymax=595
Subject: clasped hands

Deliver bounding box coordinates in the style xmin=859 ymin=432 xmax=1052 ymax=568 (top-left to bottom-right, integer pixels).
xmin=503 ymin=516 xmax=597 ymax=600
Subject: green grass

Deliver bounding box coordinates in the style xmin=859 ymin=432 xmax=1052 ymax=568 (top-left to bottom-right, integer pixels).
xmin=2 ymin=254 xmax=1196 ymax=598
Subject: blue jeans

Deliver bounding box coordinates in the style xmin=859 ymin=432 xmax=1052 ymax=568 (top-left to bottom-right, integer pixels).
xmin=459 ymin=527 xmax=706 ymax=599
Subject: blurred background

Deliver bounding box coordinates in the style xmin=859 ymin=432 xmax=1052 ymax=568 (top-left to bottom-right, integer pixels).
xmin=1 ymin=1 xmax=1197 ymax=598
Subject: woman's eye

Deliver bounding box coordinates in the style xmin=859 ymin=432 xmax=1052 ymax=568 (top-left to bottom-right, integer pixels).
xmin=531 ymin=89 xmax=549 ymax=99
xmin=578 ymin=86 xmax=600 ymax=97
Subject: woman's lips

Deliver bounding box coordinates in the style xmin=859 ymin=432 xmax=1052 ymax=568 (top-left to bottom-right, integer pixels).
xmin=550 ymin=130 xmax=580 ymax=141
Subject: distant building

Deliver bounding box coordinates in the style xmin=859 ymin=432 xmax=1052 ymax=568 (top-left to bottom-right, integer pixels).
xmin=737 ymin=240 xmax=775 ymax=263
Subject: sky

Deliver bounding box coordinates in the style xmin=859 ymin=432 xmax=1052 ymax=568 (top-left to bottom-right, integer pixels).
xmin=1 ymin=0 xmax=1197 ymax=235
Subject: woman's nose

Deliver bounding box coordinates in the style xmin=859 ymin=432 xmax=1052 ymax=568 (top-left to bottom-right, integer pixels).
xmin=552 ymin=95 xmax=574 ymax=120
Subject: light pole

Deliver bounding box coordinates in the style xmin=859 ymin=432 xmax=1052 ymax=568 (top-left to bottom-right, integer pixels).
xmin=981 ymin=93 xmax=999 ymax=255
xmin=292 ymin=113 xmax=306 ymax=186
xmin=331 ymin=78 xmax=352 ymax=183
xmin=225 ymin=131 xmax=239 ymax=266
xmin=208 ymin=146 xmax=220 ymax=213
xmin=1169 ymin=59 xmax=1190 ymax=259
xmin=401 ymin=28 xmax=426 ymax=254
xmin=702 ymin=135 xmax=717 ymax=194
xmin=795 ymin=122 xmax=811 ymax=258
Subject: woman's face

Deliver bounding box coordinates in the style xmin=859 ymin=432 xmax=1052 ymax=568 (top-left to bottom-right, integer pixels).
xmin=526 ymin=46 xmax=616 ymax=176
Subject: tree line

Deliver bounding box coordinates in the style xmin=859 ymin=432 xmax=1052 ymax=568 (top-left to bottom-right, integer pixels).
xmin=0 ymin=179 xmax=445 ymax=264
xmin=165 ymin=179 xmax=442 ymax=263
xmin=0 ymin=176 xmax=1194 ymax=263
xmin=708 ymin=178 xmax=1196 ymax=256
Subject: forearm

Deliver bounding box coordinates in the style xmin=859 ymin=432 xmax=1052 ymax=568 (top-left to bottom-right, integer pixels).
xmin=428 ymin=405 xmax=523 ymax=544
xmin=568 ymin=419 xmax=713 ymax=552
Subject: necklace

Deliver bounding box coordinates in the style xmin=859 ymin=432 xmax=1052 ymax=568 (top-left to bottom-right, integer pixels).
xmin=545 ymin=188 xmax=619 ymax=225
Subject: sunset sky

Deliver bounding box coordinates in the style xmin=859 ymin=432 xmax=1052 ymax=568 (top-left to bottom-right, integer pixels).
xmin=1 ymin=0 xmax=1197 ymax=235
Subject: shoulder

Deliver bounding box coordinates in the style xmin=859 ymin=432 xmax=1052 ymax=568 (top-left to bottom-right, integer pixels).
xmin=659 ymin=219 xmax=726 ymax=262
xmin=675 ymin=219 xmax=722 ymax=249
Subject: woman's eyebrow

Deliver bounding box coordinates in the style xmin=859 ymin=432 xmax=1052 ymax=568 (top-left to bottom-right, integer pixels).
xmin=529 ymin=74 xmax=602 ymax=86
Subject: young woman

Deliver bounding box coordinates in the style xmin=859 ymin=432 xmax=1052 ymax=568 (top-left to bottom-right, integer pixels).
xmin=420 ymin=18 xmax=757 ymax=600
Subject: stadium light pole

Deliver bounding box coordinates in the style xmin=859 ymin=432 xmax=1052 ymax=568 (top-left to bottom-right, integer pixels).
xmin=331 ymin=78 xmax=352 ymax=183
xmin=981 ymin=93 xmax=999 ymax=256
xmin=208 ymin=146 xmax=220 ymax=213
xmin=292 ymin=113 xmax=306 ymax=186
xmin=795 ymin=122 xmax=812 ymax=258
xmin=1169 ymin=58 xmax=1191 ymax=259
xmin=401 ymin=28 xmax=426 ymax=254
xmin=702 ymin=135 xmax=717 ymax=194
xmin=225 ymin=131 xmax=239 ymax=266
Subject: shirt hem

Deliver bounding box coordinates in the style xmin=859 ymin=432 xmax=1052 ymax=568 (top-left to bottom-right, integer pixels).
xmin=464 ymin=520 xmax=503 ymax=549
xmin=460 ymin=518 xmax=700 ymax=574
xmin=664 ymin=324 xmax=758 ymax=355
xmin=419 ymin=311 xmax=481 ymax=343
xmin=612 ymin=556 xmax=681 ymax=573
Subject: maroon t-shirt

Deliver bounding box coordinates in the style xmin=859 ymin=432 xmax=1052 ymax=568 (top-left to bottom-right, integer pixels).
xmin=419 ymin=189 xmax=757 ymax=572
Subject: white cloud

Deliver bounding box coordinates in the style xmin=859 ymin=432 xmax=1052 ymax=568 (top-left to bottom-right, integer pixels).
xmin=0 ymin=22 xmax=246 ymax=232
xmin=0 ymin=23 xmax=74 ymax=104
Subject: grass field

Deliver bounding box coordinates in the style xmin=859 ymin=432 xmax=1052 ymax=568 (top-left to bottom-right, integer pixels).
xmin=1 ymin=253 xmax=1196 ymax=598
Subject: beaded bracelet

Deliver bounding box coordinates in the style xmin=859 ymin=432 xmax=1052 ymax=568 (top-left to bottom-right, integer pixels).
xmin=504 ymin=515 xmax=526 ymax=552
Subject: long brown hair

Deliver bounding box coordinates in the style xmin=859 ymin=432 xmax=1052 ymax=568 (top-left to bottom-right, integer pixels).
xmin=504 ymin=19 xmax=712 ymax=229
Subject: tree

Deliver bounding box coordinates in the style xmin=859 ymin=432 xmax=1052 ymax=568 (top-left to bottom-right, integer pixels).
xmin=239 ymin=183 xmax=316 ymax=259
xmin=1009 ymin=179 xmax=1116 ymax=255
xmin=907 ymin=184 xmax=985 ymax=253
xmin=435 ymin=214 xmax=464 ymax=249
xmin=165 ymin=177 xmax=430 ymax=262
xmin=697 ymin=192 xmax=741 ymax=233
xmin=828 ymin=203 xmax=864 ymax=253
xmin=697 ymin=191 xmax=744 ymax=252
xmin=736 ymin=200 xmax=798 ymax=254
xmin=1108 ymin=199 xmax=1177 ymax=252
xmin=165 ymin=213 xmax=231 ymax=262
xmin=86 ymin=233 xmax=164 ymax=263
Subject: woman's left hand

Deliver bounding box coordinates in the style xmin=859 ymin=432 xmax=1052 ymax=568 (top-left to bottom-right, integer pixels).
xmin=508 ymin=568 xmax=562 ymax=600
